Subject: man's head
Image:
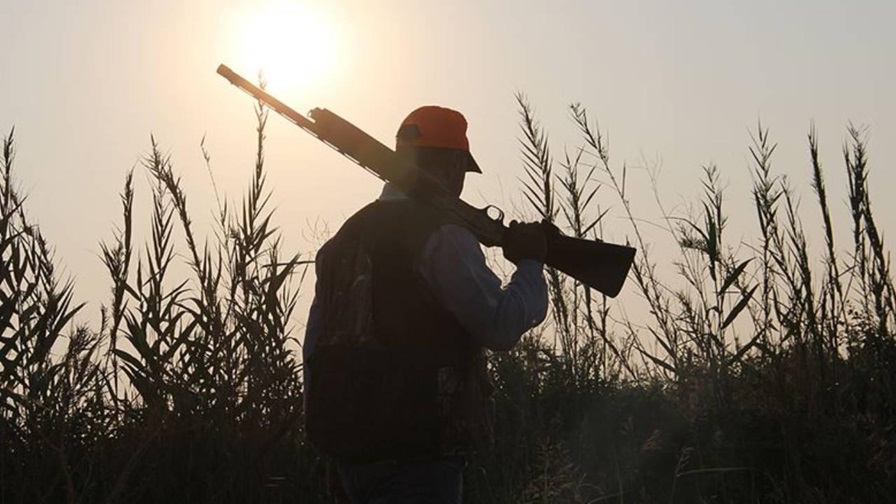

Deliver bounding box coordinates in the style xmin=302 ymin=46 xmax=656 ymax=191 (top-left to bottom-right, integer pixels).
xmin=396 ymin=106 xmax=480 ymax=198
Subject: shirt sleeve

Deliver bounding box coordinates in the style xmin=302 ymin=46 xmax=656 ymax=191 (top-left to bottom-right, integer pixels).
xmin=418 ymin=223 xmax=548 ymax=351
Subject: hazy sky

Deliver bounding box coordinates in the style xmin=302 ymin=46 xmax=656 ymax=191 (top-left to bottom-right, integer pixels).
xmin=2 ymin=0 xmax=894 ymax=323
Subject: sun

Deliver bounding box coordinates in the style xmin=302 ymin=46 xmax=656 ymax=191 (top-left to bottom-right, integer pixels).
xmin=233 ymin=2 xmax=340 ymax=96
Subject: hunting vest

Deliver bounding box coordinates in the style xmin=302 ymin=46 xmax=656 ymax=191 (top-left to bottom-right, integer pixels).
xmin=305 ymin=199 xmax=494 ymax=463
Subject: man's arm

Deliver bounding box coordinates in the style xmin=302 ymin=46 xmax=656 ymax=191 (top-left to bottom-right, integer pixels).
xmin=419 ymin=224 xmax=548 ymax=351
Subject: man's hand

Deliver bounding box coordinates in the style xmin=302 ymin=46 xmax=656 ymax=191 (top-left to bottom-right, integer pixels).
xmin=502 ymin=221 xmax=548 ymax=264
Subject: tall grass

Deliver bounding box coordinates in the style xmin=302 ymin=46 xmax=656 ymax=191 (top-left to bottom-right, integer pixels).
xmin=2 ymin=96 xmax=896 ymax=502
xmin=0 ymin=128 xmax=98 ymax=504
xmin=472 ymin=102 xmax=896 ymax=502
xmin=1 ymin=102 xmax=326 ymax=503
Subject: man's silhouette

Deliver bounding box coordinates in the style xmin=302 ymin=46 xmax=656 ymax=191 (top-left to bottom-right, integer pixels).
xmin=304 ymin=106 xmax=548 ymax=503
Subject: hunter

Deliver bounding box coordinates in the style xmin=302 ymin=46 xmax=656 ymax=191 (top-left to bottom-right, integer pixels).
xmin=304 ymin=105 xmax=548 ymax=503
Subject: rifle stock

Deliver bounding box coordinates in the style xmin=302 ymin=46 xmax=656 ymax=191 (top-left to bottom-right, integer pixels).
xmin=217 ymin=64 xmax=636 ymax=297
xmin=544 ymin=233 xmax=636 ymax=298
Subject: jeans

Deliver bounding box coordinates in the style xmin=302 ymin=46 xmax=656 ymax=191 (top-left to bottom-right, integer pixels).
xmin=336 ymin=456 xmax=465 ymax=504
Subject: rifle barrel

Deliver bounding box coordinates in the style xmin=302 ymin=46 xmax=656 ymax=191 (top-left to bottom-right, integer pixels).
xmin=216 ymin=64 xmax=317 ymax=133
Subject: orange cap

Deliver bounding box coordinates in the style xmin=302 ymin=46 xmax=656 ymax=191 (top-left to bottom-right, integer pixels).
xmin=396 ymin=106 xmax=481 ymax=173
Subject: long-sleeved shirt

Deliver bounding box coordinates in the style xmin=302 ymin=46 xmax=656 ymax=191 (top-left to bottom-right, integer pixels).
xmin=304 ymin=184 xmax=548 ymax=358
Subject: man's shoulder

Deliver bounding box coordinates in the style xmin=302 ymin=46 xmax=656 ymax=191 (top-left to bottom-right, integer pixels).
xmin=323 ymin=200 xmax=456 ymax=256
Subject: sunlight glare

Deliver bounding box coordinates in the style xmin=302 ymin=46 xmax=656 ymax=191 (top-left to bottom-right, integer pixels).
xmin=234 ymin=2 xmax=340 ymax=96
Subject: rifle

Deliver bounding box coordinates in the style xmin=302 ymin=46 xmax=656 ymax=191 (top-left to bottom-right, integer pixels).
xmin=216 ymin=64 xmax=635 ymax=297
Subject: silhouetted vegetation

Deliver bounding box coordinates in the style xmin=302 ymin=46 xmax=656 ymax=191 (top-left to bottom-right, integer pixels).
xmin=2 ymin=97 xmax=895 ymax=502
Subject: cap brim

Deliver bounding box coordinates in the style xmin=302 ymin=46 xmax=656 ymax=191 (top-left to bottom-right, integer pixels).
xmin=466 ymin=152 xmax=482 ymax=174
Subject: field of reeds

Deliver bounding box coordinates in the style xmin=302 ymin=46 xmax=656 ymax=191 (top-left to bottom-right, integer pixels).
xmin=2 ymin=98 xmax=895 ymax=503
